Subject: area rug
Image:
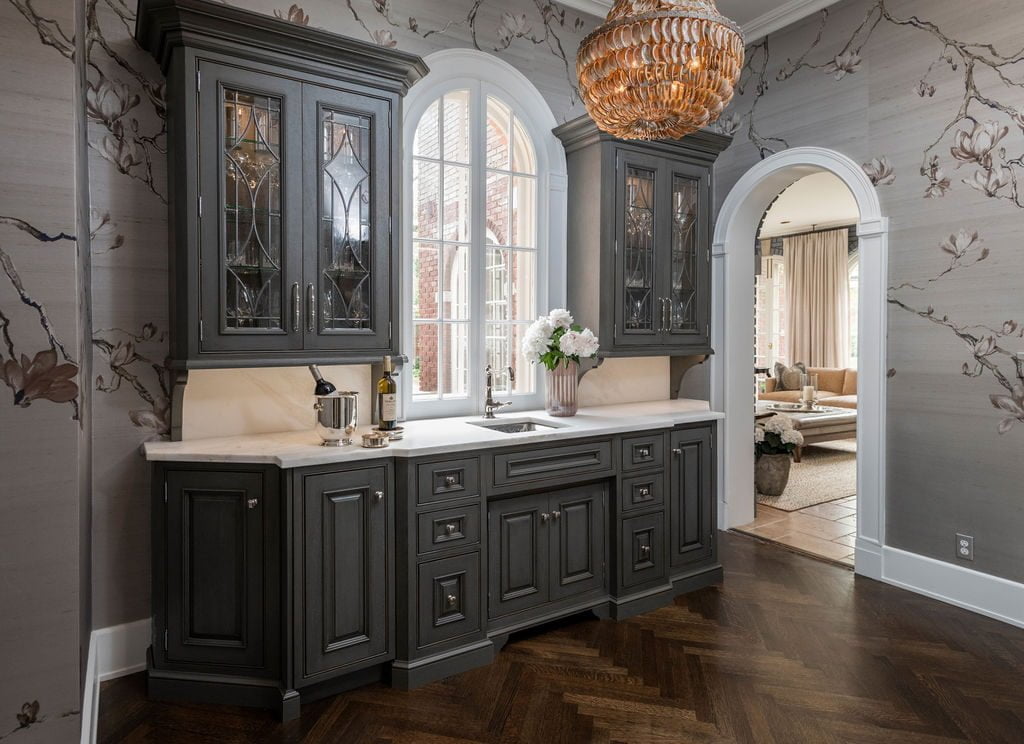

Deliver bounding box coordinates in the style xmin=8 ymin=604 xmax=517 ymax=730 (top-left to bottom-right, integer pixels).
xmin=756 ymin=441 xmax=856 ymax=511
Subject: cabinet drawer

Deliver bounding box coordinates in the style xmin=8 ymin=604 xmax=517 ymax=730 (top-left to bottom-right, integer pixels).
xmin=491 ymin=440 xmax=613 ymax=490
xmin=620 ymin=513 xmax=666 ymax=590
xmin=417 ymin=552 xmax=482 ymax=649
xmin=621 ymin=472 xmax=665 ymax=513
xmin=416 ymin=504 xmax=481 ymax=556
xmin=416 ymin=458 xmax=480 ymax=505
xmin=621 ymin=433 xmax=665 ymax=472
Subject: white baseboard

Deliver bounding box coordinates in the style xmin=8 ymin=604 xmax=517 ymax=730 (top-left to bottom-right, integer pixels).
xmin=81 ymin=619 xmax=150 ymax=744
xmin=880 ymin=547 xmax=1024 ymax=629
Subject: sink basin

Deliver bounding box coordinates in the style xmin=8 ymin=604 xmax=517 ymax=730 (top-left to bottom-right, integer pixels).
xmin=468 ymin=418 xmax=564 ymax=434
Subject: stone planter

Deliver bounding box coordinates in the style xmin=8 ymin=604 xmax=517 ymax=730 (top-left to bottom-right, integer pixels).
xmin=755 ymin=453 xmax=792 ymax=496
xmin=545 ymin=360 xmax=579 ymax=417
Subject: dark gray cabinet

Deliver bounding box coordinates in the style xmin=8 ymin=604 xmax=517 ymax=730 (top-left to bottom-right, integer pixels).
xmin=292 ymin=465 xmax=393 ymax=686
xmin=669 ymin=424 xmax=716 ymax=570
xmin=136 ymin=0 xmax=427 ymax=369
xmin=553 ymin=116 xmax=729 ymax=358
xmin=153 ymin=466 xmax=280 ymax=677
xmin=488 ymin=484 xmax=606 ymax=620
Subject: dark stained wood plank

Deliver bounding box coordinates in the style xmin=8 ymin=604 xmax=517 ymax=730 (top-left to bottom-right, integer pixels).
xmin=98 ymin=532 xmax=1024 ymax=743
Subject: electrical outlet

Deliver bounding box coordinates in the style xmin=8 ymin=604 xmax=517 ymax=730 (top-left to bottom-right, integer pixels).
xmin=956 ymin=533 xmax=974 ymax=561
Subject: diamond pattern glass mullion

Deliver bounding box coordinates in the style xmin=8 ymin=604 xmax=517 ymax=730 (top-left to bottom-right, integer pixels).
xmin=222 ymin=88 xmax=284 ymax=330
xmin=319 ymin=107 xmax=372 ymax=332
xmin=623 ymin=166 xmax=656 ymax=331
xmin=669 ymin=174 xmax=699 ymax=333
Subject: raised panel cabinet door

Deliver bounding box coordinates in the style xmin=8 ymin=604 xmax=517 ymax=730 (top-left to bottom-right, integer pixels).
xmin=488 ymin=493 xmax=550 ymax=619
xmin=549 ymin=484 xmax=607 ymax=602
xmin=197 ymin=61 xmax=304 ymax=353
xmin=660 ymin=161 xmax=711 ymax=350
xmin=164 ymin=470 xmax=268 ymax=669
xmin=669 ymin=426 xmax=715 ymax=568
xmin=302 ymin=84 xmax=393 ymax=352
xmin=296 ymin=466 xmax=390 ymax=683
xmin=613 ymin=148 xmax=663 ymax=348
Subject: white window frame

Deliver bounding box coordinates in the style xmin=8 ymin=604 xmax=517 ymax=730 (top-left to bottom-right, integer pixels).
xmin=401 ymin=49 xmax=567 ymax=420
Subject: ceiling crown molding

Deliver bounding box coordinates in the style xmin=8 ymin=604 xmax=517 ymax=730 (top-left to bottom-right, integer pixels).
xmin=742 ymin=0 xmax=841 ymax=43
xmin=556 ymin=0 xmax=841 ymax=44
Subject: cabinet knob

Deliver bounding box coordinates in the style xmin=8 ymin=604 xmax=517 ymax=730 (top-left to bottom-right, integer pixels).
xmin=247 ymin=498 xmax=259 ymax=509
xmin=551 ymin=510 xmax=561 ymax=521
xmin=637 ymin=446 xmax=650 ymax=459
xmin=639 ymin=544 xmax=651 ymax=558
xmin=672 ymin=448 xmax=682 ymax=456
xmin=444 ymin=474 xmax=458 ymax=487
xmin=374 ymin=490 xmax=384 ymax=501
xmin=639 ymin=487 xmax=650 ymax=497
xmin=540 ymin=512 xmax=550 ymax=523
xmin=444 ymin=523 xmax=458 ymax=536
xmin=444 ymin=593 xmax=458 ymax=609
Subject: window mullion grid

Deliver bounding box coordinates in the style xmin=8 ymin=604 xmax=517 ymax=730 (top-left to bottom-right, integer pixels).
xmin=468 ymin=82 xmax=487 ymax=413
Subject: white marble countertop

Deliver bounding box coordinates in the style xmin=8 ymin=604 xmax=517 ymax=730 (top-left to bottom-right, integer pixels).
xmin=143 ymin=399 xmax=722 ymax=469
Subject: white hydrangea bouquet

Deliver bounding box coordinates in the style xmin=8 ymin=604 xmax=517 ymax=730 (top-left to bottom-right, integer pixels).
xmin=755 ymin=414 xmax=804 ymax=458
xmin=521 ymin=308 xmax=599 ymax=370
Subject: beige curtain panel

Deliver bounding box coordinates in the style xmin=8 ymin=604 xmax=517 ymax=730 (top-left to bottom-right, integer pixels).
xmin=784 ymin=228 xmax=850 ymax=368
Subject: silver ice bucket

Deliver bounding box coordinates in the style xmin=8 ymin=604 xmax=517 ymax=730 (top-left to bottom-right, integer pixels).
xmin=314 ymin=391 xmax=358 ymax=446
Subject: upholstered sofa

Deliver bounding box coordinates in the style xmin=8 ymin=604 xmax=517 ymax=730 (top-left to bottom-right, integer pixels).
xmin=759 ymin=366 xmax=857 ymax=409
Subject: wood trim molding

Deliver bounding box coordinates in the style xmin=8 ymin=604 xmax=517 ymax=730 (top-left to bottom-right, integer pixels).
xmin=743 ymin=0 xmax=843 ymax=43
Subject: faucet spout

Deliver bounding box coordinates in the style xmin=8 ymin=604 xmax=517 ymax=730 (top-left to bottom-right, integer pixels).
xmin=483 ymin=364 xmax=512 ymax=419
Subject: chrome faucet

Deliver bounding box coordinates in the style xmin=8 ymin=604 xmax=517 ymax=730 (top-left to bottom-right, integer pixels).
xmin=483 ymin=364 xmax=515 ymax=418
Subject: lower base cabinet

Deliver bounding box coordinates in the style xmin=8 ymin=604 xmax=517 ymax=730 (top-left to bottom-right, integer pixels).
xmin=149 ymin=423 xmax=719 ymax=719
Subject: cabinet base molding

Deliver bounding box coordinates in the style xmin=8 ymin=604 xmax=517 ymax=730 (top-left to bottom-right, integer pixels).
xmin=671 ymin=563 xmax=724 ymax=593
xmin=390 ymin=640 xmax=495 ymax=690
xmin=146 ymin=651 xmax=296 ymax=720
xmin=608 ymin=584 xmax=677 ymax=620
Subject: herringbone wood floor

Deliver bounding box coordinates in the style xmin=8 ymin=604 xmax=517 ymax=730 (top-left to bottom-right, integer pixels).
xmin=98 ymin=532 xmax=1024 ymax=743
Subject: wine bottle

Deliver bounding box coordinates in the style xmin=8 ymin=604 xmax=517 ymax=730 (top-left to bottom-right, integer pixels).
xmin=376 ymin=356 xmax=397 ymax=430
xmin=308 ymin=365 xmax=336 ymax=396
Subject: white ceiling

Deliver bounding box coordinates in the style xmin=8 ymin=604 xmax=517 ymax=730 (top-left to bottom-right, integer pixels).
xmin=758 ymin=172 xmax=859 ymax=239
xmin=559 ymin=0 xmax=840 ymax=43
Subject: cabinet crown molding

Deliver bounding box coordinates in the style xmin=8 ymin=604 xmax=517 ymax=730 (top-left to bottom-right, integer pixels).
xmin=553 ymin=115 xmax=732 ymax=160
xmin=135 ymin=0 xmax=429 ymax=94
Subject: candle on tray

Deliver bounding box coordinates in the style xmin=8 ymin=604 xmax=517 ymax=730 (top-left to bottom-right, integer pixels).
xmin=802 ymin=385 xmax=815 ymax=403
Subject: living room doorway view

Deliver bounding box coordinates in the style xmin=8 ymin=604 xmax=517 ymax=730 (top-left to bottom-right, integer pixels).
xmin=738 ymin=172 xmax=860 ymax=567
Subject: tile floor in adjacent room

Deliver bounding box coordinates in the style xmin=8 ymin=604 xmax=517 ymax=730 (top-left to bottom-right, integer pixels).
xmin=735 ymin=496 xmax=857 ymax=567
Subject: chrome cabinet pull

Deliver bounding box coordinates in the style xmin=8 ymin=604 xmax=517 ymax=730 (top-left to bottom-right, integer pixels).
xmin=444 ymin=523 xmax=458 ymax=536
xmin=638 ymin=486 xmax=650 ymax=497
xmin=444 ymin=593 xmax=458 ymax=610
xmin=672 ymin=448 xmax=682 ymax=456
xmin=374 ymin=490 xmax=384 ymax=501
xmin=551 ymin=510 xmax=561 ymax=521
xmin=291 ymin=283 xmax=300 ymax=332
xmin=247 ymin=498 xmax=259 ymax=509
xmin=306 ymin=283 xmax=315 ymax=332
xmin=540 ymin=512 xmax=550 ymax=523
xmin=639 ymin=544 xmax=651 ymax=558
xmin=637 ymin=446 xmax=650 ymax=459
xmin=444 ymin=474 xmax=458 ymax=487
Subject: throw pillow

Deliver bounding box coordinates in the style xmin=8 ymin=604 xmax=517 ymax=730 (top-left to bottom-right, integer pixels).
xmin=773 ymin=361 xmax=807 ymax=391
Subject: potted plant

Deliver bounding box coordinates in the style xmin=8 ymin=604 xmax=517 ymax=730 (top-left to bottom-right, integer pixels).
xmin=754 ymin=414 xmax=804 ymax=496
xmin=521 ymin=309 xmax=599 ymax=417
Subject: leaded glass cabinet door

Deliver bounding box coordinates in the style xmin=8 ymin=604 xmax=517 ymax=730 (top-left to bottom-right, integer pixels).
xmin=302 ymin=84 xmax=392 ymax=351
xmin=613 ymin=149 xmax=662 ymax=348
xmin=661 ymin=163 xmax=710 ymax=349
xmin=198 ymin=62 xmax=303 ymax=353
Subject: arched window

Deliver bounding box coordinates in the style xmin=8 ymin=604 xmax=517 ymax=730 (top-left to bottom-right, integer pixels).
xmin=403 ymin=51 xmax=564 ymax=418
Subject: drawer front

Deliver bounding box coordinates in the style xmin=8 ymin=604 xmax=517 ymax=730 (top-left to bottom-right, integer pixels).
xmin=491 ymin=440 xmax=613 ymax=490
xmin=620 ymin=513 xmax=666 ymax=590
xmin=416 ymin=504 xmax=481 ymax=556
xmin=417 ymin=552 xmax=482 ymax=649
xmin=621 ymin=433 xmax=665 ymax=472
xmin=417 ymin=457 xmax=481 ymax=505
xmin=621 ymin=472 xmax=665 ymax=513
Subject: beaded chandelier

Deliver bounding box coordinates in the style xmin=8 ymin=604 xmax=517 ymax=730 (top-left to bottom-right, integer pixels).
xmin=576 ymin=0 xmax=744 ymax=140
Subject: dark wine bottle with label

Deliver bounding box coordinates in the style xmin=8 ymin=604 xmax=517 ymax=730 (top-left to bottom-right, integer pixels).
xmin=376 ymin=356 xmax=397 ymax=430
xmin=308 ymin=365 xmax=336 ymax=396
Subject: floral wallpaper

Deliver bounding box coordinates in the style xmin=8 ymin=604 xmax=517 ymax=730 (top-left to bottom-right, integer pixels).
xmin=714 ymin=0 xmax=1024 ymax=580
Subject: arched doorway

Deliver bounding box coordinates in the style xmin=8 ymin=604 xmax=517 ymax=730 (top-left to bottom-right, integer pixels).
xmin=710 ymin=147 xmax=888 ymax=579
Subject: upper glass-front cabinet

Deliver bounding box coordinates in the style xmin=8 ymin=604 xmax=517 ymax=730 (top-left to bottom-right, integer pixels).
xmin=138 ymin=0 xmax=426 ymax=368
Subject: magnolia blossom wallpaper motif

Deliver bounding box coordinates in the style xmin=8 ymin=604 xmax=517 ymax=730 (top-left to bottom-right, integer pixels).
xmin=719 ymin=0 xmax=1024 ymax=436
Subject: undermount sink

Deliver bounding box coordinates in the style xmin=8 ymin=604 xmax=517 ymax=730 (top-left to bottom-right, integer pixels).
xmin=468 ymin=418 xmax=565 ymax=434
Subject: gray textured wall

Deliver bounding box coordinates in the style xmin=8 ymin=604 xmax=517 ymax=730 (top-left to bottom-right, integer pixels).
xmin=714 ymin=0 xmax=1024 ymax=582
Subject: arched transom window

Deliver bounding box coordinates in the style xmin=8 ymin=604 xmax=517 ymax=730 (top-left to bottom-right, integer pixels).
xmin=407 ymin=81 xmax=545 ymax=416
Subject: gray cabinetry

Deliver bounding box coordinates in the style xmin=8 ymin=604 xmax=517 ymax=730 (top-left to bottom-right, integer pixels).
xmin=488 ymin=484 xmax=607 ymax=621
xmin=553 ymin=116 xmax=729 ymax=359
xmin=669 ymin=424 xmax=716 ymax=570
xmin=291 ymin=464 xmax=393 ymax=686
xmin=136 ymin=0 xmax=427 ymax=369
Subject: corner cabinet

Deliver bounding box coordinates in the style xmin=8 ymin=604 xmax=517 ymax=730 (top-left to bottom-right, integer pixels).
xmin=553 ymin=116 xmax=730 ymax=358
xmin=136 ymin=0 xmax=427 ymax=369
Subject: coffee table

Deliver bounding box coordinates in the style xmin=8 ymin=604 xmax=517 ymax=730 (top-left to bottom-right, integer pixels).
xmin=755 ymin=402 xmax=857 ymax=462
